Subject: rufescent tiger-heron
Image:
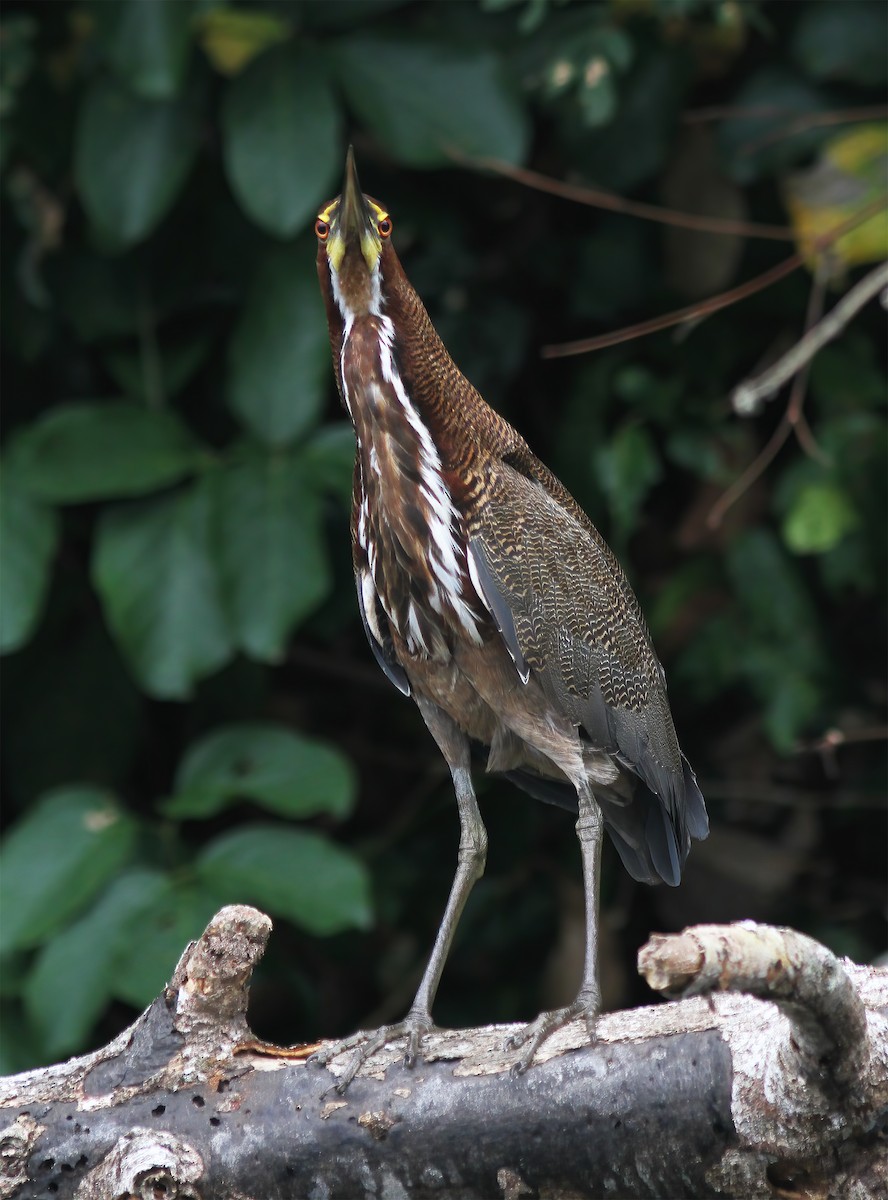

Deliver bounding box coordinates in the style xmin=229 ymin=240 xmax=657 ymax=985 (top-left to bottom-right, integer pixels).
xmin=312 ymin=148 xmax=708 ymax=1091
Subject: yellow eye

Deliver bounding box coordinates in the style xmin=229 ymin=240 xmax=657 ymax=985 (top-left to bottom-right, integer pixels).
xmin=378 ymin=217 xmax=392 ymax=238
xmin=315 ymin=218 xmax=330 ymax=241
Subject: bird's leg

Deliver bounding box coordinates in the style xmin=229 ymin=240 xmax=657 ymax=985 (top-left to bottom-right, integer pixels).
xmin=506 ymin=783 xmax=603 ymax=1072
xmin=314 ymin=704 xmax=487 ymax=1093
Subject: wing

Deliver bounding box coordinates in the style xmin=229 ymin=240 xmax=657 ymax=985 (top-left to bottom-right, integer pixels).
xmin=468 ymin=460 xmax=707 ymax=880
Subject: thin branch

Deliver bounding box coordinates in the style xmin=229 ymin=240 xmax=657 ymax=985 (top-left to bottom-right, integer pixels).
xmin=544 ymin=252 xmax=804 ymax=357
xmin=785 ymin=261 xmax=831 ymax=464
xmin=706 ymin=413 xmax=793 ymax=529
xmin=740 ymin=105 xmax=888 ymax=157
xmin=732 ymin=260 xmax=888 ymax=414
xmin=454 ymin=152 xmax=794 ymax=241
xmin=707 ymin=263 xmax=830 ymax=528
xmin=543 ymin=194 xmax=888 ymax=358
xmin=682 ymin=104 xmax=888 ymax=127
xmin=808 ymin=725 xmax=888 ymax=752
xmin=698 ymin=780 xmax=886 ymax=811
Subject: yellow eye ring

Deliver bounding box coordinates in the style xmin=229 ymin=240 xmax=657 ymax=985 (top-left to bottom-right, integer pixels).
xmin=378 ymin=217 xmax=392 ymax=238
xmin=315 ymin=218 xmax=330 ymax=241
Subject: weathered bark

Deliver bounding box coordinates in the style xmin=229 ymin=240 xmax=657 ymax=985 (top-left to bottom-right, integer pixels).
xmin=1 ymin=907 xmax=885 ymax=1200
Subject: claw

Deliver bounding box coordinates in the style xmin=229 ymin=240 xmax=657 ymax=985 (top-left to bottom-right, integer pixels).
xmin=311 ymin=1013 xmax=436 ymax=1094
xmin=504 ymin=995 xmax=600 ymax=1074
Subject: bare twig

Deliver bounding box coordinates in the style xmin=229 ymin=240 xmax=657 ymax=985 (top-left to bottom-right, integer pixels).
xmin=706 ymin=262 xmax=830 ymax=527
xmin=740 ymin=106 xmax=888 ymax=157
xmin=545 ymin=253 xmax=805 ymax=357
xmin=698 ymin=779 xmax=886 ymax=810
xmin=708 ymin=416 xmax=793 ymax=529
xmin=807 ymin=725 xmax=888 ymax=753
xmin=732 ymin=261 xmax=888 ymax=415
xmin=542 ymin=194 xmax=888 ymax=358
xmin=682 ymin=104 xmax=888 ymax=128
xmin=454 ymin=152 xmax=793 ymax=241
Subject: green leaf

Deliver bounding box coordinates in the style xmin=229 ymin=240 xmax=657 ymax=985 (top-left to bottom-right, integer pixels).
xmin=23 ymin=869 xmax=168 ymax=1058
xmin=332 ymin=36 xmax=529 ymax=167
xmin=782 ymin=482 xmax=859 ymax=555
xmin=5 ymin=403 xmax=205 ymax=504
xmin=570 ymin=50 xmax=680 ymax=192
xmin=210 ymin=452 xmax=331 ymax=660
xmin=75 ymin=75 xmax=200 ymax=247
xmin=164 ymin=722 xmax=356 ymax=820
xmin=92 ymin=484 xmax=234 ymax=699
xmin=717 ymin=69 xmax=829 ymax=184
xmin=222 ymin=45 xmax=341 ymax=237
xmin=301 ymin=424 xmax=356 ymax=504
xmin=0 ymin=1001 xmax=41 ymax=1077
xmin=810 ymin=340 xmax=888 ymax=415
xmin=226 ymin=246 xmax=330 ymax=446
xmin=93 ymin=0 xmax=193 ymax=99
xmin=51 ymin=251 xmax=141 ymax=343
xmin=727 ymin=530 xmax=828 ymax=750
xmin=594 ymin=422 xmax=662 ymax=545
xmin=111 ymin=881 xmax=221 ymax=1008
xmin=0 ymin=468 xmax=58 ymax=653
xmin=792 ymin=0 xmax=887 ymax=87
xmin=197 ymin=825 xmax=373 ymax=935
xmin=0 ymin=787 xmax=136 ymax=954
xmin=103 ymin=335 xmax=211 ymax=405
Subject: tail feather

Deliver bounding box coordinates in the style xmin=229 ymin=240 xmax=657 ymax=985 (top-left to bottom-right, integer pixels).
xmin=501 ymin=760 xmax=708 ymax=888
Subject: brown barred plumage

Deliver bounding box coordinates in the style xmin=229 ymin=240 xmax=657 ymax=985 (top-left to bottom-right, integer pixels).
xmin=312 ymin=149 xmax=708 ymax=1090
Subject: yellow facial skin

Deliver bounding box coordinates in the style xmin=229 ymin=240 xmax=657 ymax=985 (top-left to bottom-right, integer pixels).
xmin=318 ymin=197 xmax=390 ymax=274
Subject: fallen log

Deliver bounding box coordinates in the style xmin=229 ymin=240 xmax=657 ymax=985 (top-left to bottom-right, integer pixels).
xmin=1 ymin=906 xmax=885 ymax=1199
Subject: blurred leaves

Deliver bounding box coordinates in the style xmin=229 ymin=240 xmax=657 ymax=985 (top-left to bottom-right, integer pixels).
xmin=227 ymin=247 xmax=330 ymax=445
xmin=111 ymin=880 xmax=223 ymax=1009
xmin=595 ymin=422 xmax=663 ymax=547
xmin=196 ymin=8 xmax=292 ymax=77
xmin=0 ymin=468 xmax=57 ymax=652
xmin=222 ymin=46 xmax=341 ymax=238
xmin=332 ymin=36 xmax=529 ymax=167
xmin=211 ymin=452 xmax=331 ymax=661
xmin=2 ymin=0 xmax=885 ymax=1073
xmin=782 ymin=481 xmax=859 ymax=555
xmin=5 ymin=403 xmax=205 ymax=503
xmin=727 ymin=531 xmax=829 ymax=750
xmin=92 ymin=485 xmax=234 ymax=699
xmin=717 ymin=70 xmax=830 ymax=184
xmin=75 ymin=75 xmax=201 ymax=247
xmin=92 ymin=0 xmax=193 ymax=100
xmin=0 ymin=788 xmax=136 ymax=955
xmin=23 ymin=868 xmax=168 ymax=1057
xmin=792 ymin=0 xmax=888 ymax=87
xmin=164 ymin=723 xmax=356 ymax=821
xmin=784 ymin=124 xmax=888 ymax=274
xmin=197 ymin=825 xmax=373 ymax=936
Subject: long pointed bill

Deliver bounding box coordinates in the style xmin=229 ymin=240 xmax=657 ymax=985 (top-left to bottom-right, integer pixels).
xmin=331 ymin=147 xmax=380 ymax=273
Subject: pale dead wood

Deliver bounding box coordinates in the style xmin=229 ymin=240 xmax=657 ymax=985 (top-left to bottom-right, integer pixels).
xmin=1 ymin=908 xmax=885 ymax=1199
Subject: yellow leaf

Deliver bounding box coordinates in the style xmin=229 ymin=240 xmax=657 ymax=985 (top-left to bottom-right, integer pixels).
xmin=195 ymin=8 xmax=290 ymax=78
xmin=783 ymin=123 xmax=888 ymax=279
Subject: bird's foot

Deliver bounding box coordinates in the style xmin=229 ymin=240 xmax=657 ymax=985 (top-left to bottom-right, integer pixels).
xmin=310 ymin=1009 xmax=436 ymax=1095
xmin=504 ymin=992 xmax=600 ymax=1075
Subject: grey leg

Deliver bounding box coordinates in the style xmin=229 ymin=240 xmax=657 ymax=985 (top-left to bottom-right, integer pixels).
xmin=506 ymin=782 xmax=603 ymax=1070
xmin=315 ymin=698 xmax=487 ymax=1093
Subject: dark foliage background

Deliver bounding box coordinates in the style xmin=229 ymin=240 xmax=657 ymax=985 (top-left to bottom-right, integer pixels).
xmin=1 ymin=0 xmax=885 ymax=1074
